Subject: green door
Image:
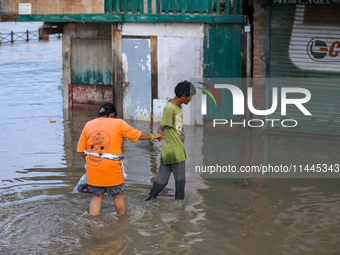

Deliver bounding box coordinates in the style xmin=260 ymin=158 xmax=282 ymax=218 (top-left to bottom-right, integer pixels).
xmin=71 ymin=38 xmax=113 ymax=85
xmin=203 ymin=24 xmax=242 ymax=120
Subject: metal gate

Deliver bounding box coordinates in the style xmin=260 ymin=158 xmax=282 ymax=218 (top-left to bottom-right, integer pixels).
xmin=268 ymin=4 xmax=340 ymax=135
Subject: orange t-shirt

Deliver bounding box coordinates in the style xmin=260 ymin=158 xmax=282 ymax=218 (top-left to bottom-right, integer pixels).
xmin=77 ymin=118 xmax=142 ymax=187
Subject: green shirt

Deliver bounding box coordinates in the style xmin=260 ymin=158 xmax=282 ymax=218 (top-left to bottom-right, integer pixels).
xmin=160 ymin=102 xmax=187 ymax=164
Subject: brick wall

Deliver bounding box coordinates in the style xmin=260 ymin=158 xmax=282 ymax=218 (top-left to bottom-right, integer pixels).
xmin=252 ymin=0 xmax=267 ymax=119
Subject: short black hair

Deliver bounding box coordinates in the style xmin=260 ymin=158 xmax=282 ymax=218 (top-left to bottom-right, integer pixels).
xmin=174 ymin=80 xmax=196 ymax=98
xmin=98 ymin=103 xmax=117 ymax=117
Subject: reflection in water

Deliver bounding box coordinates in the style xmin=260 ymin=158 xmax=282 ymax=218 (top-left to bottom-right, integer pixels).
xmin=2 ymin=114 xmax=339 ymax=254
xmin=234 ymin=179 xmax=340 ymax=254
xmin=1 ymin=22 xmax=340 ymax=255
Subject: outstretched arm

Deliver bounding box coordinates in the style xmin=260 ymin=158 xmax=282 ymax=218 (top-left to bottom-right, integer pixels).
xmin=138 ymin=132 xmax=162 ymax=141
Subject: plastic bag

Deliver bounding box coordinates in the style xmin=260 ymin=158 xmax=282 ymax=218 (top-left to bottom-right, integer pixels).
xmin=73 ymin=174 xmax=92 ymax=194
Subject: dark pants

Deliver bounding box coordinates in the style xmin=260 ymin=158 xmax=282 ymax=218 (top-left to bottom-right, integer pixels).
xmin=148 ymin=161 xmax=186 ymax=200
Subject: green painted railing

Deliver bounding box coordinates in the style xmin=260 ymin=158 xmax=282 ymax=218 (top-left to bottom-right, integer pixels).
xmin=105 ymin=0 xmax=241 ymax=15
xmin=18 ymin=0 xmax=243 ymax=23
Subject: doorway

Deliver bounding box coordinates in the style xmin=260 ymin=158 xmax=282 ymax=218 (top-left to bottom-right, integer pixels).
xmin=122 ymin=37 xmax=152 ymax=121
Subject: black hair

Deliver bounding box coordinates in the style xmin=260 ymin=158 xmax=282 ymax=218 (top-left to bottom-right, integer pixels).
xmin=174 ymin=80 xmax=197 ymax=98
xmin=98 ymin=103 xmax=117 ymax=117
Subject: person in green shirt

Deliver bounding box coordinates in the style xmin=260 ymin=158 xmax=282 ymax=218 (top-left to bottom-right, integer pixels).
xmin=144 ymin=81 xmax=196 ymax=201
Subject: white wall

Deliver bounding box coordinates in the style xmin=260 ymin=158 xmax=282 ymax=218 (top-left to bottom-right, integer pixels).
xmin=122 ymin=23 xmax=204 ymax=125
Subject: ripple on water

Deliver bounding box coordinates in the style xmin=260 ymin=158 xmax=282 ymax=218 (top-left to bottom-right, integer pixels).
xmin=0 ymin=184 xmax=208 ymax=255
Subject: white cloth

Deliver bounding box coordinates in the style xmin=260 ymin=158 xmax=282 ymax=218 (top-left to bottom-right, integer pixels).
xmin=84 ymin=150 xmax=127 ymax=179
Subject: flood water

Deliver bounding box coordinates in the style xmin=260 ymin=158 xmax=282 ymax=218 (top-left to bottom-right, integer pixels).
xmin=1 ymin=22 xmax=340 ymax=255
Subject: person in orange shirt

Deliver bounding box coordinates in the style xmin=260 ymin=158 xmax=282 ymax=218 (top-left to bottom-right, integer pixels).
xmin=77 ymin=103 xmax=162 ymax=215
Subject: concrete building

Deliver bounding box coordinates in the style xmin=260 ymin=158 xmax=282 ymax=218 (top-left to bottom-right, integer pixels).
xmin=2 ymin=0 xmax=340 ymax=135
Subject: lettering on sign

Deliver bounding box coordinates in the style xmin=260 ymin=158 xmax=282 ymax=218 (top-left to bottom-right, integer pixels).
xmin=19 ymin=3 xmax=32 ymax=15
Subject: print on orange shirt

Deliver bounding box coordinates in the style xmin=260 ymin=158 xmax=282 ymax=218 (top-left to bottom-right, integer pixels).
xmin=87 ymin=131 xmax=110 ymax=166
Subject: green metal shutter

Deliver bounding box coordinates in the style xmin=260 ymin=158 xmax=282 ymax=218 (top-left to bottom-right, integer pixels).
xmin=268 ymin=5 xmax=340 ymax=135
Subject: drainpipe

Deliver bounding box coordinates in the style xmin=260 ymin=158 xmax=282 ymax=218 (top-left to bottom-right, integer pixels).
xmin=264 ymin=5 xmax=271 ymax=131
xmin=245 ymin=17 xmax=252 ymax=122
xmin=263 ymin=5 xmax=271 ymax=167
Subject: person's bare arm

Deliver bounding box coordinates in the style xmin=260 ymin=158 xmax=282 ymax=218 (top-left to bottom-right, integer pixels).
xmin=158 ymin=125 xmax=166 ymax=135
xmin=157 ymin=125 xmax=166 ymax=140
xmin=80 ymin=152 xmax=86 ymax=161
xmin=138 ymin=132 xmax=162 ymax=140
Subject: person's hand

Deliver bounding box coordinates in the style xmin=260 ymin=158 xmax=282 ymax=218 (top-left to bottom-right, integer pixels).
xmin=154 ymin=133 xmax=162 ymax=141
xmin=154 ymin=133 xmax=165 ymax=141
xmin=156 ymin=126 xmax=166 ymax=141
xmin=159 ymin=132 xmax=165 ymax=141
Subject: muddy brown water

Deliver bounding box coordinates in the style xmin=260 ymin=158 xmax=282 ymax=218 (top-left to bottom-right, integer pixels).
xmin=0 ymin=22 xmax=340 ymax=255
